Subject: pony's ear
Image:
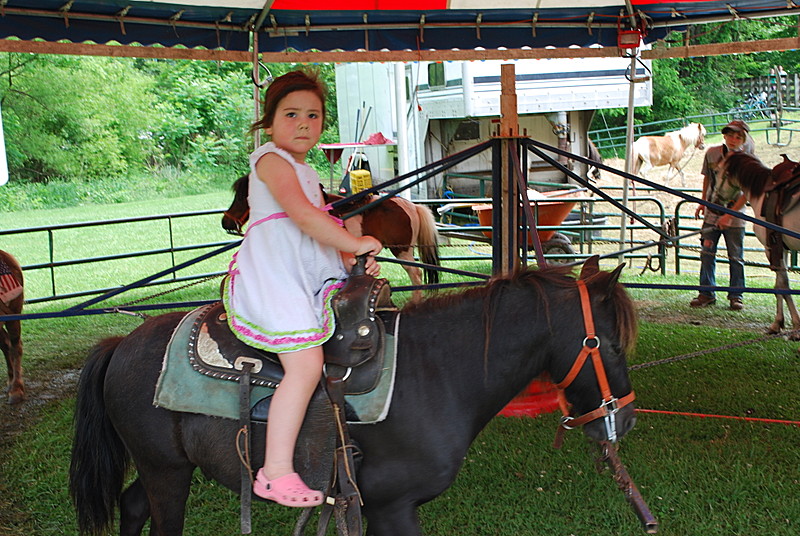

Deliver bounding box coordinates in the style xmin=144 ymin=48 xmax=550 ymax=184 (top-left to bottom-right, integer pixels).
xmin=580 ymin=258 xmax=625 ymax=300
xmin=579 ymin=255 xmax=600 ymax=280
xmin=596 ymin=263 xmax=626 ymax=301
xmin=607 ymin=263 xmax=625 ymax=289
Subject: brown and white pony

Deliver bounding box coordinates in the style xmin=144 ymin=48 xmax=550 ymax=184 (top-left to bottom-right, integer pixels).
xmin=0 ymin=249 xmax=24 ymax=404
xmin=631 ymin=122 xmax=706 ymax=187
xmin=222 ymin=175 xmax=440 ymax=303
xmin=720 ymin=152 xmax=800 ymax=338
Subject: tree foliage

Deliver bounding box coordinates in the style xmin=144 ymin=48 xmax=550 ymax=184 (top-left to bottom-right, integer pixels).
xmin=1 ymin=54 xmax=160 ymax=182
xmin=0 ymin=54 xmax=338 ymax=187
xmin=591 ymin=16 xmax=800 ymax=132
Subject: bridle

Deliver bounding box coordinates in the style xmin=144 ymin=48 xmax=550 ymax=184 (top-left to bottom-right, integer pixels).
xmin=553 ymin=279 xmax=636 ymax=446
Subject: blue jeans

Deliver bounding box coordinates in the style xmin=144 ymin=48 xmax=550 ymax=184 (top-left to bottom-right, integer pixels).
xmin=699 ymin=224 xmax=745 ymax=300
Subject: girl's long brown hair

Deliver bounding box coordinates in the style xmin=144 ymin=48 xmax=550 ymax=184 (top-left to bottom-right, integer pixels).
xmin=251 ymin=69 xmax=327 ymax=134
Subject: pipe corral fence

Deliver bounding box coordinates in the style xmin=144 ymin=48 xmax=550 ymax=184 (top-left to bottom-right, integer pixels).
xmin=6 ymin=194 xmax=800 ymax=305
xmin=0 ymin=193 xmax=730 ymax=304
xmin=5 ymin=135 xmax=800 ymax=307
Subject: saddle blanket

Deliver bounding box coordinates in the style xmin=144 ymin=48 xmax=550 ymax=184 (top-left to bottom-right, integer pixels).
xmin=153 ymin=306 xmax=399 ymax=424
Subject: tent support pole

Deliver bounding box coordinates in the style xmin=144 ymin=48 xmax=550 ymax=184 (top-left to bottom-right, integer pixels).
xmin=619 ymin=53 xmax=637 ymax=264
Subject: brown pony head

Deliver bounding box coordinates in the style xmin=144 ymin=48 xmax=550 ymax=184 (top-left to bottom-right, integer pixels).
xmin=221 ymin=175 xmax=250 ymax=236
xmin=719 ymin=152 xmax=772 ymax=199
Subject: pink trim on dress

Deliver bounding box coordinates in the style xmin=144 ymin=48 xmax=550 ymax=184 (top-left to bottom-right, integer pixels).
xmin=227 ymin=280 xmax=344 ymax=347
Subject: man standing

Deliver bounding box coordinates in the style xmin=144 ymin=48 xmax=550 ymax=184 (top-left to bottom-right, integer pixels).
xmin=690 ymin=120 xmax=754 ymax=311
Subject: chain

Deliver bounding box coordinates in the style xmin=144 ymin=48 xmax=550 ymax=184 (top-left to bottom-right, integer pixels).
xmin=109 ymin=274 xmax=224 ymax=319
xmin=630 ymin=328 xmax=800 ymax=371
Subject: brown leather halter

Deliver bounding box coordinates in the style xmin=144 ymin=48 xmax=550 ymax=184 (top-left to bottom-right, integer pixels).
xmin=553 ymin=279 xmax=636 ymax=445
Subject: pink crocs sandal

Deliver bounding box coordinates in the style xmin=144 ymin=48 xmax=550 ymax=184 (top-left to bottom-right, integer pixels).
xmin=253 ymin=469 xmax=324 ymax=507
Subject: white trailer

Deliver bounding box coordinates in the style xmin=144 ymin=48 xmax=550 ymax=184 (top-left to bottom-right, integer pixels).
xmin=334 ymin=57 xmax=652 ymax=198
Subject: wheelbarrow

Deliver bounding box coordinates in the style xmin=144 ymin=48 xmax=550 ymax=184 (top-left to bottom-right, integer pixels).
xmin=471 ymin=188 xmax=590 ymax=258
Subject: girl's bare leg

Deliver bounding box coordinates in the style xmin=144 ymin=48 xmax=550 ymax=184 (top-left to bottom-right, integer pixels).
xmin=263 ymin=346 xmax=324 ymax=479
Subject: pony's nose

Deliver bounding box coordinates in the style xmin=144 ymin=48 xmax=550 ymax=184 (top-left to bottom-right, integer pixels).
xmin=620 ymin=413 xmax=637 ymax=436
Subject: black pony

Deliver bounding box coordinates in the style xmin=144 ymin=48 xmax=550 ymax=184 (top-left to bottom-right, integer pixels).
xmin=69 ymin=257 xmax=637 ymax=535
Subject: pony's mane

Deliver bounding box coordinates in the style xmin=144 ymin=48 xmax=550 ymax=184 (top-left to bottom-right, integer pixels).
xmin=401 ymin=264 xmax=638 ymax=353
xmin=678 ymin=123 xmax=704 ymax=146
xmin=723 ymin=152 xmax=772 ymax=198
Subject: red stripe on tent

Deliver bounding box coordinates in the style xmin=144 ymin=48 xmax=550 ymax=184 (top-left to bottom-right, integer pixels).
xmin=271 ymin=0 xmax=447 ymax=9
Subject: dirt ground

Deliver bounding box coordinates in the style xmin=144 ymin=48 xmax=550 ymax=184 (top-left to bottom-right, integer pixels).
xmin=600 ymin=129 xmax=794 ymax=209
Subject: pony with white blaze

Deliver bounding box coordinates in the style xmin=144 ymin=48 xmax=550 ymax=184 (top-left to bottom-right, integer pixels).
xmin=631 ymin=122 xmax=706 ymax=187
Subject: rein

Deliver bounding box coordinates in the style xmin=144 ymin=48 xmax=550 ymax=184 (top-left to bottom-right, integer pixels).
xmin=553 ymin=279 xmax=635 ymax=447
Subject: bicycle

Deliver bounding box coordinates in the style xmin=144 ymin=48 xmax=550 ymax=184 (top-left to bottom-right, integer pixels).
xmin=729 ymin=91 xmax=772 ymax=121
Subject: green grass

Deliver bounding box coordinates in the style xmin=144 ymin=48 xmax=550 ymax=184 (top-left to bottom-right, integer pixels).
xmin=0 ymin=168 xmax=237 ymax=213
xmin=2 ymin=313 xmax=799 ymax=535
xmin=2 ymin=196 xmax=800 ymax=535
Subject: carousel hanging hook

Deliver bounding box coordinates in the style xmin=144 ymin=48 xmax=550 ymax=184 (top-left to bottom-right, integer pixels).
xmin=252 ymin=61 xmax=273 ymax=89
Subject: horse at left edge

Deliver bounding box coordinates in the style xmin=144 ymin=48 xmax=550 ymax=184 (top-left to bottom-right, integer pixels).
xmin=720 ymin=152 xmax=800 ymax=338
xmin=69 ymin=256 xmax=638 ymax=536
xmin=221 ymin=174 xmax=441 ymax=303
xmin=0 ymin=249 xmax=24 ymax=404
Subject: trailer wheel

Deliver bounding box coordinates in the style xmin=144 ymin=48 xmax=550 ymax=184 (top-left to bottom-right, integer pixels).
xmin=542 ymin=236 xmax=575 ymax=264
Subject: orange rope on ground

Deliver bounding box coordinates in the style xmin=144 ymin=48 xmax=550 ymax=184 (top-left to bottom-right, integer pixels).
xmin=635 ymin=408 xmax=800 ymax=427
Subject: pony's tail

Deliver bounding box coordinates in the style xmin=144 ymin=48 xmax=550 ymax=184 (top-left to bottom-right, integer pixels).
xmin=415 ymin=204 xmax=441 ymax=285
xmin=630 ymin=147 xmax=642 ymax=176
xmin=221 ymin=175 xmax=250 ymax=236
xmin=69 ymin=336 xmax=129 ymax=536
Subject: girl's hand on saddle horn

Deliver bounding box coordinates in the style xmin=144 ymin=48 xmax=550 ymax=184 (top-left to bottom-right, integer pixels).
xmin=363 ymin=255 xmax=381 ymax=276
xmin=351 ymin=236 xmax=383 ymax=276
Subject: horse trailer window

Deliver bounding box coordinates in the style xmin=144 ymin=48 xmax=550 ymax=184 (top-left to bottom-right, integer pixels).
xmin=428 ymin=63 xmax=445 ymax=89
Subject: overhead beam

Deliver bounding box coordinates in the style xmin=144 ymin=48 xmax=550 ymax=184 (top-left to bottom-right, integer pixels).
xmin=259 ymin=47 xmax=621 ymax=62
xmin=0 ymin=35 xmax=798 ymax=63
xmin=643 ymin=36 xmax=800 ymax=59
xmin=0 ymin=39 xmax=250 ymax=62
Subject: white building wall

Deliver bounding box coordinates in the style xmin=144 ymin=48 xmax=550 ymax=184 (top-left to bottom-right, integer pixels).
xmin=334 ymin=57 xmax=652 ymax=198
xmin=334 ymin=63 xmax=398 ymax=186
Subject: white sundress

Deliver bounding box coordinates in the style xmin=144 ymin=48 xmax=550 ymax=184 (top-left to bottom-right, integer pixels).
xmin=224 ymin=142 xmax=348 ymax=353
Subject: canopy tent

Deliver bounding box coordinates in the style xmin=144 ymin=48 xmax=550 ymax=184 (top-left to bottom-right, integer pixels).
xmin=0 ymin=1 xmax=797 ymax=62
xmin=1 ymin=0 xmax=798 ymax=274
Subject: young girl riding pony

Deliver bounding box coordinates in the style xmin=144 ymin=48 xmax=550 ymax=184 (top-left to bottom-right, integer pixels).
xmin=224 ymin=70 xmax=382 ymax=507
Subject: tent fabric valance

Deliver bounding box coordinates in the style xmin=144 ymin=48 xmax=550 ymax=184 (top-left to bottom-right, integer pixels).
xmin=0 ymin=1 xmax=795 ymax=54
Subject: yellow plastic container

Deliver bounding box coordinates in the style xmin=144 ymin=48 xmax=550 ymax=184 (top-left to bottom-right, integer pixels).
xmin=349 ymin=169 xmax=373 ymax=194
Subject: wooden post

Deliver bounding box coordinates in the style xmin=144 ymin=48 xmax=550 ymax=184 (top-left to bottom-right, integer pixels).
xmin=500 ymin=64 xmax=519 ymax=137
xmin=497 ymin=64 xmax=520 ymax=274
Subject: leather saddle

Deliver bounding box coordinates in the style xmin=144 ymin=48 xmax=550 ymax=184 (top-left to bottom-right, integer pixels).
xmin=188 ymin=263 xmax=396 ymax=396
xmin=762 ymin=154 xmax=800 ymax=268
